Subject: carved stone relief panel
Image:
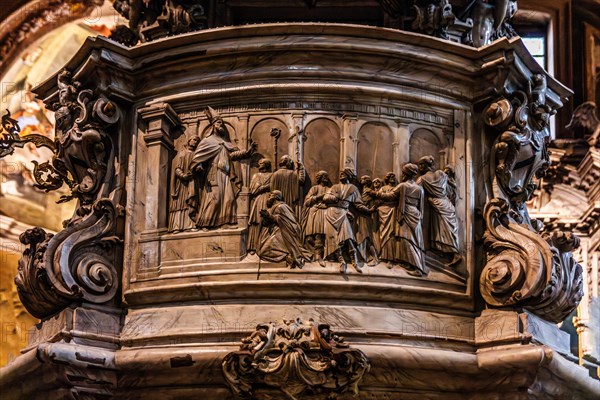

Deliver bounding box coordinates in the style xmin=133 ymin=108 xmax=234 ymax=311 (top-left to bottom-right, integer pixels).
xmin=356 ymin=121 xmax=395 ymax=179
xmin=409 ymin=127 xmax=446 ymax=168
xmin=248 ymin=117 xmax=290 ymax=175
xmin=303 ymin=117 xmax=341 ymax=184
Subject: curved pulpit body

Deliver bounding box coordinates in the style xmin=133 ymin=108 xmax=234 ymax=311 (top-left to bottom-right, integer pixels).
xmin=1 ymin=23 xmax=598 ymax=400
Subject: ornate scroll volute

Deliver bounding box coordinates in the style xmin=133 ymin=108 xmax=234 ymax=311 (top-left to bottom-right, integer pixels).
xmin=222 ymin=318 xmax=370 ymax=399
xmin=14 ymin=69 xmax=123 ymax=319
xmin=479 ymin=74 xmax=583 ymax=323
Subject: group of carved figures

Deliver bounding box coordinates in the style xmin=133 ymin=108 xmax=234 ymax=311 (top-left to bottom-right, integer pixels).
xmin=169 ymin=107 xmax=461 ymax=276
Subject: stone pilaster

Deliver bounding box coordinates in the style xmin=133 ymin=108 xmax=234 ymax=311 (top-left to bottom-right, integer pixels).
xmin=139 ymin=102 xmax=180 ymax=234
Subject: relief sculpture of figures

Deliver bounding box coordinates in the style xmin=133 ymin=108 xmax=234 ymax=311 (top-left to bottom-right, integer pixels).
xmin=417 ymin=155 xmax=462 ymax=267
xmin=377 ymin=172 xmax=399 ymax=262
xmin=189 ymin=107 xmax=257 ymax=229
xmin=356 ymin=175 xmax=379 ymax=266
xmin=270 ymin=155 xmax=305 ymax=217
xmin=257 ymin=190 xmax=311 ymax=269
xmin=303 ymin=170 xmax=332 ymax=267
xmin=378 ymin=164 xmax=427 ymax=276
xmin=247 ymin=158 xmax=273 ymax=253
xmin=323 ymin=169 xmax=374 ymax=274
xmin=169 ymin=136 xmax=200 ymax=232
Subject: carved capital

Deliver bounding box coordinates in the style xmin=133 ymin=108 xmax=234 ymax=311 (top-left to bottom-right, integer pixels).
xmin=222 ymin=318 xmax=370 ymax=399
xmin=139 ymin=102 xmax=181 ymax=148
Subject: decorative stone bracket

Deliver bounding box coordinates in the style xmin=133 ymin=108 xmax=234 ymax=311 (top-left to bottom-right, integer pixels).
xmin=479 ymin=74 xmax=584 ymax=323
xmin=3 ymin=69 xmax=124 ymax=319
xmin=222 ymin=318 xmax=370 ymax=400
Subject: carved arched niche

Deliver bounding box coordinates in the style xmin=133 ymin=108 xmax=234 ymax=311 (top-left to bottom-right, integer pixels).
xmin=409 ymin=127 xmax=446 ymax=168
xmin=304 ymin=118 xmax=340 ymax=182
xmin=357 ymin=122 xmax=395 ymax=180
xmin=249 ymin=117 xmax=290 ymax=174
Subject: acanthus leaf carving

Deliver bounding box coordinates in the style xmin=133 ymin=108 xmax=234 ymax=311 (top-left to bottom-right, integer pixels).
xmin=480 ymin=74 xmax=583 ymax=323
xmin=12 ymin=69 xmax=123 ymax=319
xmin=222 ymin=318 xmax=370 ymax=400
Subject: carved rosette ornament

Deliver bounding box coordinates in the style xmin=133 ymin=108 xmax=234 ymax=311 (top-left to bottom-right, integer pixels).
xmin=222 ymin=318 xmax=370 ymax=399
xmin=480 ymin=74 xmax=584 ymax=323
xmin=13 ymin=69 xmax=122 ymax=319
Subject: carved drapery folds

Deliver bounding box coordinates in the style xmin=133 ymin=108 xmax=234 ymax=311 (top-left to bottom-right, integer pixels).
xmin=13 ymin=69 xmax=122 ymax=319
xmin=480 ymin=74 xmax=583 ymax=323
xmin=222 ymin=318 xmax=370 ymax=399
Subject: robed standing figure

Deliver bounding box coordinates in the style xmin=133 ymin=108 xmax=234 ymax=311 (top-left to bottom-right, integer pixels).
xmin=378 ymin=164 xmax=426 ymax=276
xmin=169 ymin=136 xmax=200 ymax=232
xmin=270 ymin=155 xmax=305 ymax=217
xmin=417 ymin=156 xmax=461 ymax=267
xmin=190 ymin=107 xmax=256 ymax=229
xmin=247 ymin=159 xmax=273 ymax=253
xmin=303 ymin=170 xmax=332 ymax=266
xmin=377 ymin=172 xmax=398 ymax=262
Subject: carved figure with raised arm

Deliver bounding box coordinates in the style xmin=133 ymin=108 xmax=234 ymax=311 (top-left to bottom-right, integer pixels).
xmin=303 ymin=170 xmax=332 ymax=266
xmin=189 ymin=106 xmax=257 ymax=229
xmin=169 ymin=135 xmax=200 ymax=232
xmin=247 ymin=158 xmax=273 ymax=253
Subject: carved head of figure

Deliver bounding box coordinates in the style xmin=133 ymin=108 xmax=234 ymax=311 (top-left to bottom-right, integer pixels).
xmin=279 ymin=155 xmax=294 ymax=170
xmin=205 ymin=106 xmax=225 ymax=136
xmin=359 ymin=175 xmax=372 ymax=188
xmin=187 ymin=136 xmax=200 ymax=150
xmin=316 ymin=170 xmax=332 ymax=187
xmin=258 ymin=158 xmax=272 ymax=172
xmin=339 ymin=168 xmax=356 ymax=184
xmin=57 ymin=69 xmax=76 ymax=105
xmin=402 ymin=163 xmax=419 ymax=182
xmin=550 ymin=231 xmax=581 ymax=253
xmin=384 ymin=172 xmax=397 ymax=186
xmin=372 ymin=178 xmax=383 ymax=190
xmin=418 ymin=155 xmax=435 ymax=174
xmin=267 ymin=190 xmax=284 ymax=207
xmin=443 ymin=165 xmax=455 ymax=179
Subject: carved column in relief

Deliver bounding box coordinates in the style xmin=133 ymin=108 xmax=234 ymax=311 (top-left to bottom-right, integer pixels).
xmin=342 ymin=114 xmax=359 ymax=172
xmin=237 ymin=114 xmax=251 ymax=227
xmin=393 ymin=122 xmax=410 ymax=177
xmin=291 ymin=113 xmax=305 ymax=166
xmin=139 ymin=103 xmax=181 ymax=234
